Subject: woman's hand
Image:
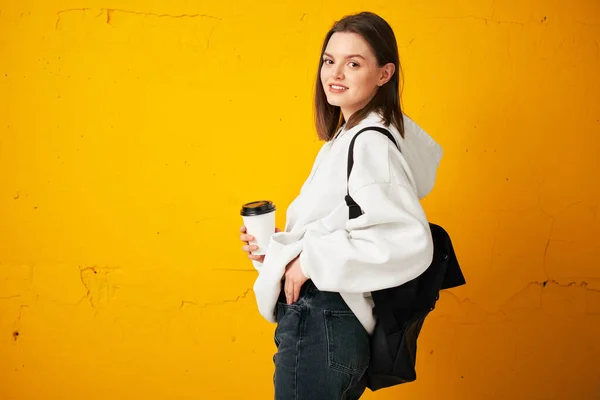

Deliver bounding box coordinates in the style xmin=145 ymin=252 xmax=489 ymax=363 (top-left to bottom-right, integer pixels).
xmin=240 ymin=225 xmax=281 ymax=263
xmin=284 ymin=255 xmax=308 ymax=305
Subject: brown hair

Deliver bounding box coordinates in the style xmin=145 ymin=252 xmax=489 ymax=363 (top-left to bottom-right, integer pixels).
xmin=314 ymin=11 xmax=405 ymax=141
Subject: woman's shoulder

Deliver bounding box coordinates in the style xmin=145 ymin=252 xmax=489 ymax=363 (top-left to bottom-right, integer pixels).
xmin=349 ymin=114 xmax=401 ymax=159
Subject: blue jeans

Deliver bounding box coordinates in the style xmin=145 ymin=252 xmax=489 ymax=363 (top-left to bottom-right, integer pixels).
xmin=273 ymin=280 xmax=370 ymax=400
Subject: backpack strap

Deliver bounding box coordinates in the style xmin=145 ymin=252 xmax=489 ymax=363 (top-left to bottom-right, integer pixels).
xmin=345 ymin=126 xmax=401 ymax=219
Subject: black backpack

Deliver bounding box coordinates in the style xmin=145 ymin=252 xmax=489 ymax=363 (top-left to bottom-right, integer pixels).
xmin=344 ymin=126 xmax=466 ymax=391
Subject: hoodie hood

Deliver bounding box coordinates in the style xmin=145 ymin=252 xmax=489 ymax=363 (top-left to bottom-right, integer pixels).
xmin=356 ymin=112 xmax=442 ymax=199
xmin=397 ymin=114 xmax=443 ymax=199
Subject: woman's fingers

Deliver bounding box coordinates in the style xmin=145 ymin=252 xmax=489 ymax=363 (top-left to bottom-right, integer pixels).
xmin=241 ymin=226 xmax=282 ymax=264
xmin=249 ymin=254 xmax=265 ymax=262
xmin=284 ymin=278 xmax=302 ymax=305
xmin=242 ymin=244 xmax=258 ymax=253
xmin=292 ymin=283 xmax=300 ymax=303
xmin=240 ymin=233 xmax=254 ymax=243
xmin=284 ymin=278 xmax=293 ymax=305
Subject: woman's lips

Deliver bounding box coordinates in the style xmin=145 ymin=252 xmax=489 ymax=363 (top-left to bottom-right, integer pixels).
xmin=329 ymin=84 xmax=348 ymax=93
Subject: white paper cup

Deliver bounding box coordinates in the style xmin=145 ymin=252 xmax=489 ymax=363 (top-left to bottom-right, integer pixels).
xmin=241 ymin=200 xmax=276 ymax=256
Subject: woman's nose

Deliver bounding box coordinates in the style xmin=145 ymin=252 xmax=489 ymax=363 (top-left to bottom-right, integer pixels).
xmin=332 ymin=65 xmax=344 ymax=80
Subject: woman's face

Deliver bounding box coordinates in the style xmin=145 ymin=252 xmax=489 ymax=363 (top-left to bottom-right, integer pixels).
xmin=320 ymin=32 xmax=393 ymax=119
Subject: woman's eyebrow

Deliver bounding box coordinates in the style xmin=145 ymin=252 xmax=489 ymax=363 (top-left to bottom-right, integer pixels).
xmin=323 ymin=52 xmax=366 ymax=60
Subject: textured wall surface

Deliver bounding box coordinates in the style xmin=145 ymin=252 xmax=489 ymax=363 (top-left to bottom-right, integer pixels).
xmin=1 ymin=0 xmax=599 ymax=399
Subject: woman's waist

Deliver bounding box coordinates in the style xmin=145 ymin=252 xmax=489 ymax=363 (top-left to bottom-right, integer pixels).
xmin=277 ymin=279 xmax=349 ymax=311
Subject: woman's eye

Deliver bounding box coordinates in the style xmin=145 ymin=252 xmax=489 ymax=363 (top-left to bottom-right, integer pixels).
xmin=349 ymin=62 xmax=359 ymax=68
xmin=323 ymin=59 xmax=333 ymax=65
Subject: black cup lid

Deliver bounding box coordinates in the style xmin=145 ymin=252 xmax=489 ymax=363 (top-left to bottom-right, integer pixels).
xmin=241 ymin=200 xmax=276 ymax=216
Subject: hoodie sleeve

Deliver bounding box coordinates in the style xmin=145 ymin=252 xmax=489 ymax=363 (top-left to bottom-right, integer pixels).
xmin=251 ymin=259 xmax=264 ymax=271
xmin=298 ymin=130 xmax=434 ymax=293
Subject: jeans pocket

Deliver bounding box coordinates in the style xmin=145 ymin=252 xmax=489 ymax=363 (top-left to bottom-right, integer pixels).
xmin=324 ymin=310 xmax=370 ymax=375
xmin=274 ymin=302 xmax=301 ymax=347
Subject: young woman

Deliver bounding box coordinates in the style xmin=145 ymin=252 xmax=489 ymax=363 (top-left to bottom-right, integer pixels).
xmin=239 ymin=11 xmax=443 ymax=399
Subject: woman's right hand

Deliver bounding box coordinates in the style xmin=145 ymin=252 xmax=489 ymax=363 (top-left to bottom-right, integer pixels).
xmin=240 ymin=225 xmax=281 ymax=263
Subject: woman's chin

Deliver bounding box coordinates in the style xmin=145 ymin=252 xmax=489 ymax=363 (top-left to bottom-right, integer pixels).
xmin=325 ymin=97 xmax=344 ymax=108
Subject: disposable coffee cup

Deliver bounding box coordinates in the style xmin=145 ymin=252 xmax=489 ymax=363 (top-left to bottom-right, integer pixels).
xmin=240 ymin=200 xmax=276 ymax=256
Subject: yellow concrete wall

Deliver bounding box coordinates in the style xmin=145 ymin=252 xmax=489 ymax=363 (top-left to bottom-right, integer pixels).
xmin=1 ymin=0 xmax=599 ymax=398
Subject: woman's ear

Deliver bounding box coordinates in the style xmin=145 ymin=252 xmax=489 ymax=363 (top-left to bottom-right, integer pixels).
xmin=377 ymin=63 xmax=396 ymax=87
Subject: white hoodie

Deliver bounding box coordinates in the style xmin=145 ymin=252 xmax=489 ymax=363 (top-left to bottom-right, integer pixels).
xmin=252 ymin=111 xmax=443 ymax=334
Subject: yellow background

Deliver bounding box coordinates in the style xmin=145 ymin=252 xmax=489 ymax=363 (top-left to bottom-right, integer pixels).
xmin=1 ymin=0 xmax=599 ymax=399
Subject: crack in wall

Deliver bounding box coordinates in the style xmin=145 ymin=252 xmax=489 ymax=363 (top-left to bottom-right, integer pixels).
xmin=441 ymin=290 xmax=478 ymax=307
xmin=206 ymin=19 xmax=221 ymax=49
xmin=16 ymin=305 xmax=28 ymax=324
xmin=56 ymin=8 xmax=221 ymax=30
xmin=179 ymin=288 xmax=252 ymax=310
xmin=538 ymin=279 xmax=600 ymax=294
xmin=428 ymin=15 xmax=528 ymax=27
xmin=0 ymin=295 xmax=21 ymax=300
xmin=78 ymin=266 xmax=120 ymax=308
xmin=78 ymin=266 xmax=95 ymax=307
xmin=507 ymin=279 xmax=599 ymax=309
xmin=415 ymin=14 xmax=598 ymax=28
xmin=442 ymin=279 xmax=600 ymax=314
xmin=542 ymin=218 xmax=555 ymax=280
xmin=436 ymin=277 xmax=600 ymax=326
xmin=13 ymin=304 xmax=29 ymax=341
